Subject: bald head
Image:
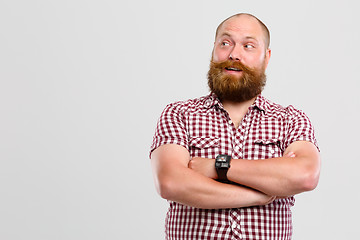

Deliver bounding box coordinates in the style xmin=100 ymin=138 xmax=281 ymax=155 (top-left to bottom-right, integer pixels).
xmin=215 ymin=13 xmax=270 ymax=49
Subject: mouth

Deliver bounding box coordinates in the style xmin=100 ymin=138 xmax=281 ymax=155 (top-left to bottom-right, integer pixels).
xmin=225 ymin=67 xmax=242 ymax=71
xmin=224 ymin=67 xmax=243 ymax=73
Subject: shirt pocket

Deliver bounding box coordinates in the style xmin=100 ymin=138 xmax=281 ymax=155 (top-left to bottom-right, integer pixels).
xmin=253 ymin=138 xmax=282 ymax=159
xmin=189 ymin=136 xmax=220 ymax=158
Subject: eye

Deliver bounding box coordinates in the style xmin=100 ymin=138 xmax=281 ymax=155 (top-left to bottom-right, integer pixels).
xmin=244 ymin=44 xmax=255 ymax=49
xmin=221 ymin=41 xmax=230 ymax=46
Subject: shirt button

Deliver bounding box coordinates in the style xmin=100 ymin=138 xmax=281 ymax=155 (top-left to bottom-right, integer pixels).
xmin=270 ymin=149 xmax=275 ymax=154
xmin=229 ymin=120 xmax=233 ymax=125
xmin=204 ymin=100 xmax=212 ymax=108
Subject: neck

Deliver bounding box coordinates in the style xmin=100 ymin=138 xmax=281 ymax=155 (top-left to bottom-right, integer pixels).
xmin=222 ymin=96 xmax=257 ymax=111
xmin=221 ymin=96 xmax=258 ymax=128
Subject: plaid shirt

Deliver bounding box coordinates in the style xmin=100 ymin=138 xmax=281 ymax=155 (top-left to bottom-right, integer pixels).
xmin=150 ymin=93 xmax=318 ymax=240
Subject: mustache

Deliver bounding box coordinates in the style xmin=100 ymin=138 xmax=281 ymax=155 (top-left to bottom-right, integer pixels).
xmin=210 ymin=60 xmax=254 ymax=73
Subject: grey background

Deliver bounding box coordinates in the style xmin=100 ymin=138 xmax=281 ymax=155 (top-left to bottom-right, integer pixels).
xmin=0 ymin=0 xmax=359 ymax=239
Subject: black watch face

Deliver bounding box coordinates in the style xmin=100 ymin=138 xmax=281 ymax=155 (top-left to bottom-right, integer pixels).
xmin=219 ymin=163 xmax=230 ymax=168
xmin=216 ymin=155 xmax=230 ymax=169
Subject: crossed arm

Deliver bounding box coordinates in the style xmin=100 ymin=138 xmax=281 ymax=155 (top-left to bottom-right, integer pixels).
xmin=151 ymin=141 xmax=320 ymax=209
xmin=151 ymin=144 xmax=275 ymax=209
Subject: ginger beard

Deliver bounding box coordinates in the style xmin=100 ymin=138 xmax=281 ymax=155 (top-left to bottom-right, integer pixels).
xmin=207 ymin=59 xmax=267 ymax=102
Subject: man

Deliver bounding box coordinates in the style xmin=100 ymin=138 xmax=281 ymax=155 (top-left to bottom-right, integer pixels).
xmin=150 ymin=13 xmax=320 ymax=240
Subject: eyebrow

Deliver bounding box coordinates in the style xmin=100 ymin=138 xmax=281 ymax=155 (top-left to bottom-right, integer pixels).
xmin=244 ymin=36 xmax=259 ymax=43
xmin=218 ymin=32 xmax=231 ymax=39
xmin=219 ymin=32 xmax=259 ymax=43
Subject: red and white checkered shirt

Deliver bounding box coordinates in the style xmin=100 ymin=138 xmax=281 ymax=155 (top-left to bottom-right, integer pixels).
xmin=150 ymin=93 xmax=318 ymax=240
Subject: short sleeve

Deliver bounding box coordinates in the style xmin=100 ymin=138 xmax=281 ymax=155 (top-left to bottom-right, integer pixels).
xmin=282 ymin=106 xmax=319 ymax=151
xmin=149 ymin=102 xmax=189 ymax=158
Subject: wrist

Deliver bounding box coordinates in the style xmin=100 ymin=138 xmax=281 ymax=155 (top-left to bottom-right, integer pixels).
xmin=215 ymin=154 xmax=231 ymax=182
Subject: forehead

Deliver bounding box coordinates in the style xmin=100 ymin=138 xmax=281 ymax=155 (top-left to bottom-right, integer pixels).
xmin=216 ymin=15 xmax=265 ymax=42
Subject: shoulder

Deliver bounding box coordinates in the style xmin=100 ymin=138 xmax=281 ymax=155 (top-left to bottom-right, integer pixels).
xmin=259 ymin=96 xmax=318 ymax=150
xmin=162 ymin=95 xmax=212 ymax=115
xmin=259 ymin=96 xmax=310 ymax=121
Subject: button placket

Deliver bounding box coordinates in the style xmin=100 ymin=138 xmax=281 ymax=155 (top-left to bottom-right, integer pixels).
xmin=228 ymin=209 xmax=242 ymax=239
xmin=220 ymin=110 xmax=236 ymax=156
xmin=232 ymin=121 xmax=246 ymax=158
xmin=233 ymin=110 xmax=254 ymax=159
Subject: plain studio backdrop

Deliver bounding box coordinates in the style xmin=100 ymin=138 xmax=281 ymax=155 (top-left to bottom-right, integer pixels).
xmin=0 ymin=0 xmax=359 ymax=239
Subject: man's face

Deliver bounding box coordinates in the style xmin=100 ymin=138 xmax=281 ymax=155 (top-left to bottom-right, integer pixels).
xmin=208 ymin=15 xmax=271 ymax=102
xmin=212 ymin=15 xmax=270 ymax=71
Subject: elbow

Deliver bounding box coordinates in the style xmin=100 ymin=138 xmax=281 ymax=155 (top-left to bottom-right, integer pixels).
xmin=155 ymin=176 xmax=178 ymax=200
xmin=157 ymin=181 xmax=172 ymax=200
xmin=297 ymin=168 xmax=320 ymax=192
xmin=301 ymin=174 xmax=319 ymax=192
xmin=291 ymin=155 xmax=321 ymax=193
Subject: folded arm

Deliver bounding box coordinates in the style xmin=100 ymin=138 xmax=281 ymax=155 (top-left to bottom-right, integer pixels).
xmin=151 ymin=144 xmax=275 ymax=209
xmin=190 ymin=141 xmax=321 ymax=196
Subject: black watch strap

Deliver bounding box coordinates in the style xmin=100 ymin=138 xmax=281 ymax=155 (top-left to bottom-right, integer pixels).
xmin=217 ymin=168 xmax=229 ymax=181
xmin=215 ymin=154 xmax=231 ymax=182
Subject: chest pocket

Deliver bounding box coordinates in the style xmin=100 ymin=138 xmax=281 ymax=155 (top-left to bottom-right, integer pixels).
xmin=189 ymin=136 xmax=220 ymax=158
xmin=252 ymin=138 xmax=283 ymax=159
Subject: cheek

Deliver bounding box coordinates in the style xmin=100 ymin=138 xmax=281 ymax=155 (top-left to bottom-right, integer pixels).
xmin=212 ymin=48 xmax=229 ymax=62
xmin=213 ymin=53 xmax=227 ymax=62
xmin=245 ymin=55 xmax=265 ymax=69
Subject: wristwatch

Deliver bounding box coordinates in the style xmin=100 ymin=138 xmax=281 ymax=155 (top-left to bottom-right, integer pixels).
xmin=215 ymin=154 xmax=231 ymax=182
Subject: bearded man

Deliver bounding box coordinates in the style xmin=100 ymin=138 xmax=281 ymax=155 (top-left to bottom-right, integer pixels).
xmin=150 ymin=13 xmax=320 ymax=240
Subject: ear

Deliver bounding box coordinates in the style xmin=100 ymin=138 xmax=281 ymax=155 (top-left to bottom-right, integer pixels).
xmin=211 ymin=47 xmax=215 ymax=61
xmin=264 ymin=48 xmax=271 ymax=69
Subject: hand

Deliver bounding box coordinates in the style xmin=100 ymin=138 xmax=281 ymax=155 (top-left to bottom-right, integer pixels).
xmin=262 ymin=194 xmax=277 ymax=205
xmin=255 ymin=190 xmax=276 ymax=205
xmin=249 ymin=188 xmax=276 ymax=205
xmin=188 ymin=157 xmax=217 ymax=179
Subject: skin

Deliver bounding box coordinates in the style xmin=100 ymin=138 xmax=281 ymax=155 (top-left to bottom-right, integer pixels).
xmin=151 ymin=14 xmax=321 ymax=209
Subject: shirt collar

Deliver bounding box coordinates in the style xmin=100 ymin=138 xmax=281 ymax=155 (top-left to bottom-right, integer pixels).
xmin=203 ymin=93 xmax=222 ymax=109
xmin=204 ymin=93 xmax=269 ymax=113
xmin=251 ymin=94 xmax=268 ymax=113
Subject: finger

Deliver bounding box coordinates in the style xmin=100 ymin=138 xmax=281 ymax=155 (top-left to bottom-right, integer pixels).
xmin=285 ymin=152 xmax=296 ymax=158
xmin=188 ymin=160 xmax=193 ymax=168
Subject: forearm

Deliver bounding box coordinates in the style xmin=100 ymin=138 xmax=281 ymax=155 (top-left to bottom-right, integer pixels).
xmin=189 ymin=142 xmax=320 ymax=197
xmin=155 ymin=166 xmax=272 ymax=209
xmin=191 ymin=156 xmax=299 ymax=197
xmin=151 ymin=144 xmax=273 ymax=209
xmin=228 ymin=143 xmax=320 ymax=196
xmin=228 ymin=157 xmax=303 ymax=196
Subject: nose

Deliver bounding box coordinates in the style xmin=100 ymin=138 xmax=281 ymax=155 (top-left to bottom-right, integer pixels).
xmin=229 ymin=45 xmax=242 ymax=61
xmin=229 ymin=54 xmax=240 ymax=61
